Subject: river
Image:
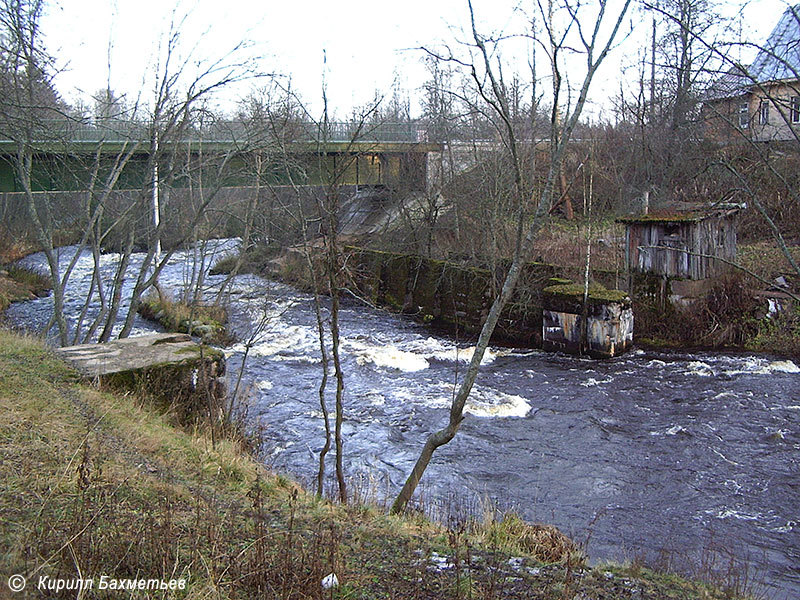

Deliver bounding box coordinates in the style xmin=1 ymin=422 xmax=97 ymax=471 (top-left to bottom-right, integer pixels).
xmin=7 ymin=242 xmax=799 ymax=599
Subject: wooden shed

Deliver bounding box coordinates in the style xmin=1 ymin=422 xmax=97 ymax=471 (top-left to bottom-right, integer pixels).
xmin=617 ymin=203 xmax=742 ymax=280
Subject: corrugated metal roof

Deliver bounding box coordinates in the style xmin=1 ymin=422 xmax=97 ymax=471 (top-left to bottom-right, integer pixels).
xmin=750 ymin=4 xmax=800 ymax=82
xmin=704 ymin=64 xmax=751 ymax=101
xmin=705 ymin=4 xmax=800 ymax=100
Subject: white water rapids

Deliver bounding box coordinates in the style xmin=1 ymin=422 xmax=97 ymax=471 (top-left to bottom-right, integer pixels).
xmin=7 ymin=241 xmax=799 ymax=599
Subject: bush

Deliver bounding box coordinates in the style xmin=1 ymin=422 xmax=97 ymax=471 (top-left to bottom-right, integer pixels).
xmin=635 ymin=272 xmax=766 ymax=350
xmin=749 ymin=303 xmax=800 ymax=357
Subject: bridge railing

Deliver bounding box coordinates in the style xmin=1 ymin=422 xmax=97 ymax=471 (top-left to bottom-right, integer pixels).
xmin=0 ymin=119 xmax=436 ymax=145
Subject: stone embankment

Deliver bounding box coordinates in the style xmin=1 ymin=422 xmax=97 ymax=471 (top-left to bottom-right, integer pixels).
xmin=335 ymin=247 xmax=631 ymax=355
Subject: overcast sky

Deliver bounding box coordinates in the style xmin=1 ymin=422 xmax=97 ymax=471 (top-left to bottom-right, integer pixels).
xmin=41 ymin=0 xmax=792 ymax=120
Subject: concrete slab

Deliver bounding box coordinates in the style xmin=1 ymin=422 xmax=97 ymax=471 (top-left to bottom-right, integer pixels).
xmin=55 ymin=333 xmax=221 ymax=378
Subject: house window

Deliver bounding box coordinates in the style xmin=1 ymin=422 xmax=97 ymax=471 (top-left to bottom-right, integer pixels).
xmin=792 ymin=96 xmax=800 ymax=124
xmin=759 ymin=100 xmax=770 ymax=125
xmin=738 ymin=102 xmax=749 ymax=129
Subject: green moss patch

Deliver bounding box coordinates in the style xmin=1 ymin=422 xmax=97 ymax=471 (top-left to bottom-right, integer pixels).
xmin=543 ymin=282 xmax=630 ymax=315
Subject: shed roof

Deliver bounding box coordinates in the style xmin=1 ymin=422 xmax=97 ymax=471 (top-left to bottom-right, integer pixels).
xmin=616 ymin=202 xmax=743 ymax=224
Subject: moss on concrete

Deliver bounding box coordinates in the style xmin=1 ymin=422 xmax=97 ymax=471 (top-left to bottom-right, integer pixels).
xmin=543 ymin=283 xmax=630 ymax=305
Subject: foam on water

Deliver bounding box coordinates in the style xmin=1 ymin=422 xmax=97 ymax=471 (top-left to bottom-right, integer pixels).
xmin=228 ymin=324 xmax=319 ymax=360
xmin=768 ymin=360 xmax=800 ymax=374
xmin=402 ymin=336 xmax=503 ymax=365
xmin=715 ymin=509 xmax=761 ymax=521
xmin=581 ymin=376 xmax=614 ymax=387
xmin=775 ymin=521 xmax=796 ymax=533
xmin=400 ymin=381 xmax=532 ymax=418
xmin=341 ymin=334 xmax=510 ymax=373
xmin=347 ymin=339 xmax=430 ymax=372
xmin=692 ymin=355 xmax=800 ymax=377
xmin=685 ymin=361 xmax=714 ymax=376
xmin=646 ymin=359 xmax=667 ymax=368
xmin=650 ymin=424 xmax=690 ymax=437
xmin=464 ymin=388 xmax=531 ymax=418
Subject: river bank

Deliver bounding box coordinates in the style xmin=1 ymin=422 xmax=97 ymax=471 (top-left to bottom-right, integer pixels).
xmin=3 ymin=241 xmax=797 ymax=598
xmin=0 ymin=264 xmax=51 ymax=314
xmin=0 ymin=327 xmax=761 ymax=599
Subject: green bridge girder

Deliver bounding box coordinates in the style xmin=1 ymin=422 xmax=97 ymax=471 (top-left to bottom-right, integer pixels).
xmin=0 ymin=123 xmax=444 ymax=192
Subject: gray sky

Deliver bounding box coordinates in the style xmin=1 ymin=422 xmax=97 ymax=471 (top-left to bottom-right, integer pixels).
xmin=42 ymin=0 xmax=791 ymax=120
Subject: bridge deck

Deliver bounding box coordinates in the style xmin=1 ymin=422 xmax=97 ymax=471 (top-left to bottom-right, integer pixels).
xmin=0 ymin=121 xmax=444 ymax=154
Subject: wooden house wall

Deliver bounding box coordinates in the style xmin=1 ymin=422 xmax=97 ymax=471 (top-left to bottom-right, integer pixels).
xmin=689 ymin=216 xmax=737 ymax=278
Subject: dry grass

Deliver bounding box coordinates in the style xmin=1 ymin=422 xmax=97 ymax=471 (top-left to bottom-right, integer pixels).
xmin=0 ymin=328 xmax=760 ymax=599
xmin=528 ymin=219 xmax=627 ymax=274
xmin=137 ymin=292 xmax=232 ymax=345
xmin=0 ymin=229 xmax=37 ymax=264
xmin=737 ymin=241 xmax=800 ymax=284
xmin=0 ymin=265 xmax=51 ymax=313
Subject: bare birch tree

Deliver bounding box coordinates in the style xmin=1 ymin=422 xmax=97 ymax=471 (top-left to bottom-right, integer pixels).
xmin=392 ymin=0 xmax=633 ymax=513
xmin=0 ymin=0 xmax=75 ymax=344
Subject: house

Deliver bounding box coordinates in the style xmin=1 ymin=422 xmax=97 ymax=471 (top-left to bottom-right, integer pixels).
xmin=617 ymin=202 xmax=741 ymax=280
xmin=702 ymin=5 xmax=800 ymax=142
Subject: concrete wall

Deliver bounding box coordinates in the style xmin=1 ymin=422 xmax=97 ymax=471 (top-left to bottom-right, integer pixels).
xmin=542 ymin=285 xmax=633 ymax=358
xmin=343 ymin=247 xmax=635 ymax=349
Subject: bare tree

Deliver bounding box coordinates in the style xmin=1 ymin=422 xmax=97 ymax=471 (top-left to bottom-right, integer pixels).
xmin=0 ymin=0 xmax=77 ymax=344
xmin=391 ymin=0 xmax=633 ymax=513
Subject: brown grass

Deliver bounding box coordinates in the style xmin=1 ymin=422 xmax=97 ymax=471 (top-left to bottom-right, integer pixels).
xmin=137 ymin=292 xmax=233 ymax=345
xmin=0 ymin=328 xmax=759 ymax=599
xmin=737 ymin=241 xmax=800 ymax=284
xmin=0 ymin=265 xmax=51 ymax=313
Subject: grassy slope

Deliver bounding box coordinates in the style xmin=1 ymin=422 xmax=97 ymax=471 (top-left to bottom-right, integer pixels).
xmin=0 ymin=266 xmax=51 ymax=313
xmin=0 ymin=329 xmax=754 ymax=599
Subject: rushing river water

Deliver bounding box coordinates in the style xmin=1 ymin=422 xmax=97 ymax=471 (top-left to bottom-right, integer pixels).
xmin=7 ymin=242 xmax=800 ymax=598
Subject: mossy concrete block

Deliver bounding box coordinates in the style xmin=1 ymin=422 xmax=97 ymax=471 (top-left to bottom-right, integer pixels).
xmin=55 ymin=333 xmax=223 ymax=377
xmin=542 ymin=286 xmax=633 ymax=358
xmin=55 ymin=333 xmax=226 ymax=420
xmin=543 ymin=283 xmax=631 ymax=315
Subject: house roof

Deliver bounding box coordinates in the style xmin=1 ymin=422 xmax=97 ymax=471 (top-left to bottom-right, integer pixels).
xmin=749 ymin=4 xmax=800 ymax=82
xmin=704 ymin=4 xmax=800 ymax=101
xmin=704 ymin=64 xmax=752 ymax=101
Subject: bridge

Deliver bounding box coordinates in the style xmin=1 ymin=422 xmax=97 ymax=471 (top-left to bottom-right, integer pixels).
xmin=0 ymin=120 xmax=445 ymax=192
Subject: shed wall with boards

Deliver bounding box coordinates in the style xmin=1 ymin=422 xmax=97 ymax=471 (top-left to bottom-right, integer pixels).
xmin=619 ymin=206 xmax=740 ymax=280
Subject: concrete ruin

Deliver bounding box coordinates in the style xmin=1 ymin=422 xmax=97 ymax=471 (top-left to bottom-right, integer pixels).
xmin=56 ymin=333 xmax=226 ymax=421
xmin=542 ymin=282 xmax=634 ymax=359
